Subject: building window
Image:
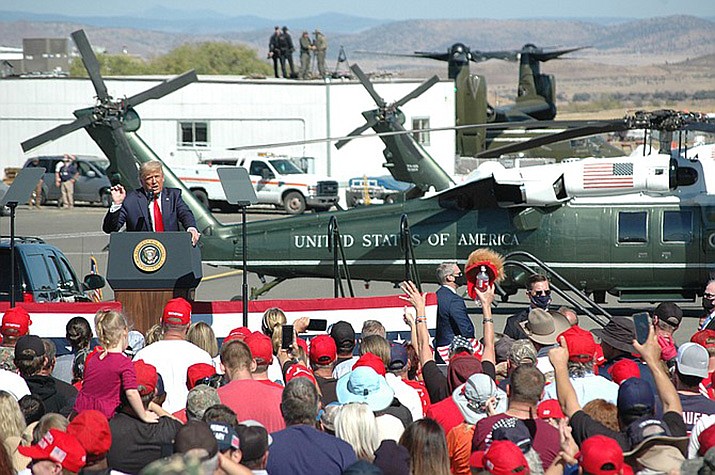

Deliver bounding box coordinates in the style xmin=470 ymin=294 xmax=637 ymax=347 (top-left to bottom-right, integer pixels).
xmin=178 ymin=121 xmax=209 ymax=148
xmin=618 ymin=211 xmax=647 ymax=243
xmin=412 ymin=117 xmax=430 ymax=146
xmin=663 ymin=210 xmax=692 ymax=242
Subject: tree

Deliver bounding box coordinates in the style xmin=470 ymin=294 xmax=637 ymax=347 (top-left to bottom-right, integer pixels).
xmin=70 ymin=42 xmax=272 ymax=77
xmin=70 ymin=54 xmax=150 ymax=77
xmin=153 ymin=42 xmax=272 ymax=76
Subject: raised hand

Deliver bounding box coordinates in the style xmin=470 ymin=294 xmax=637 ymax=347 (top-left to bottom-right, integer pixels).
xmin=109 ymin=184 xmax=126 ymax=205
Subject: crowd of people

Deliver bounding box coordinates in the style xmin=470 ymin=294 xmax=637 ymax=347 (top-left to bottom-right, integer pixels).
xmin=268 ymin=26 xmax=328 ymax=80
xmin=0 ymin=275 xmax=714 ymax=474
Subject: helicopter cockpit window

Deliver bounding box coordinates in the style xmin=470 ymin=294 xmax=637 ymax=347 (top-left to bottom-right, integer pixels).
xmin=618 ymin=212 xmax=647 ymax=243
xmin=662 ymin=210 xmax=693 ymax=243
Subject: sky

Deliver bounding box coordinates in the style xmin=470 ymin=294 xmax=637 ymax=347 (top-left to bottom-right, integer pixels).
xmin=1 ymin=0 xmax=713 ymax=20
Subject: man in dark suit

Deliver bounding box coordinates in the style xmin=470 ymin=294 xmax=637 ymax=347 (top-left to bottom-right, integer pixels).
xmin=434 ymin=261 xmax=474 ymax=363
xmin=103 ymin=161 xmax=200 ymax=245
xmin=699 ymin=279 xmax=715 ymax=330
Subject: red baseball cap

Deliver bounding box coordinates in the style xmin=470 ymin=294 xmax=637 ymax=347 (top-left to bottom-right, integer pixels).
xmin=224 ymin=326 xmax=251 ymax=344
xmin=353 ymin=352 xmax=386 ymax=376
xmin=134 ymin=360 xmax=158 ymax=396
xmin=469 ymin=450 xmax=486 ymax=469
xmin=19 ymin=429 xmax=87 ymax=472
xmin=186 ymin=363 xmax=216 ymax=390
xmin=67 ymin=410 xmax=112 ymax=457
xmin=483 ymin=440 xmax=529 ymax=475
xmin=699 ymin=423 xmax=715 ymax=455
xmin=537 ymin=399 xmax=565 ymax=419
xmin=285 ymin=363 xmax=317 ymax=386
xmin=578 ymin=435 xmax=623 ymax=475
xmin=245 ymin=332 xmax=273 ymax=365
xmin=309 ymin=334 xmax=337 ymax=365
xmin=1 ymin=306 xmax=32 ymax=336
xmin=162 ymin=297 xmax=192 ymax=325
xmin=691 ymin=330 xmax=715 ymax=349
xmin=608 ymin=359 xmax=641 ymax=385
xmin=558 ymin=326 xmax=597 ymax=363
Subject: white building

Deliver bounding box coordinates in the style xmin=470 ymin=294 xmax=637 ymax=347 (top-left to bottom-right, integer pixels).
xmin=0 ymin=75 xmax=456 ymax=185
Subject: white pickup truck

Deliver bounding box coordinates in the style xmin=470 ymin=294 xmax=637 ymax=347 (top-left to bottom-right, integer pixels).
xmin=172 ymin=154 xmax=339 ymax=214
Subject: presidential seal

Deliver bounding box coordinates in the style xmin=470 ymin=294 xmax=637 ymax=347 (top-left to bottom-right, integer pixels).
xmin=133 ymin=239 xmax=166 ymax=272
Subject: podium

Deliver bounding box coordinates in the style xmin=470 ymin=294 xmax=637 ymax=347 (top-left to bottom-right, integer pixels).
xmin=107 ymin=232 xmax=202 ymax=333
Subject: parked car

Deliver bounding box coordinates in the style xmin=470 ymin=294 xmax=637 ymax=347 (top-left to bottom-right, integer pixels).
xmin=23 ymin=155 xmax=112 ymax=206
xmin=0 ymin=236 xmax=105 ymax=303
xmin=345 ymin=175 xmax=414 ymax=207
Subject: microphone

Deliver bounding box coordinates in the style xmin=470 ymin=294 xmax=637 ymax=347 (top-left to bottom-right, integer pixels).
xmin=146 ymin=189 xmax=154 ymax=201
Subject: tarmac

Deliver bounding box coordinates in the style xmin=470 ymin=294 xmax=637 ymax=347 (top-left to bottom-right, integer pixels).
xmin=2 ymin=202 xmax=706 ymax=345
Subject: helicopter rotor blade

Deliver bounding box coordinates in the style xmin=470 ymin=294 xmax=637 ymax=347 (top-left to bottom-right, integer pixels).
xmin=393 ymin=75 xmax=440 ymax=109
xmin=335 ymin=116 xmax=380 ymax=150
xmin=21 ymin=114 xmax=96 ymax=153
xmin=351 ymin=64 xmax=387 ymax=108
xmin=684 ymin=122 xmax=715 ymax=134
xmin=475 ymin=121 xmax=628 ymax=158
xmin=470 ymin=50 xmax=519 ymax=62
xmin=412 ymin=51 xmax=451 ymax=62
xmin=123 ymin=70 xmax=198 ymax=109
xmin=529 ymin=46 xmax=587 ymax=62
xmin=71 ymin=30 xmax=110 ymax=102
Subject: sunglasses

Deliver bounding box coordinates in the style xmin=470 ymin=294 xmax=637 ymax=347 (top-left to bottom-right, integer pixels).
xmin=532 ymin=290 xmax=551 ymax=296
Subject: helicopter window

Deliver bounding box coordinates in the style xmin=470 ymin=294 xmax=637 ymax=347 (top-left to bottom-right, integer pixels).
xmin=662 ymin=211 xmax=693 ymax=243
xmin=676 ymin=167 xmax=698 ymax=187
xmin=178 ymin=121 xmax=209 ymax=148
xmin=618 ymin=212 xmax=647 ymax=243
xmin=412 ymin=118 xmax=430 ymax=146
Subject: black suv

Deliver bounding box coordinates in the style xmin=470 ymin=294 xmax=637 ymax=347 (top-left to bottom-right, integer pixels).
xmin=0 ymin=236 xmax=105 ymax=303
xmin=23 ymin=155 xmax=112 ymax=206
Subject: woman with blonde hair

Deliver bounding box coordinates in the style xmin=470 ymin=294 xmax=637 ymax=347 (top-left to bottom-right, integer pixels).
xmin=360 ymin=335 xmax=391 ymax=369
xmin=335 ymin=402 xmax=379 ymax=461
xmin=187 ymin=321 xmax=219 ymax=359
xmin=144 ymin=323 xmax=163 ymax=346
xmin=261 ymin=307 xmax=288 ymax=384
xmin=261 ymin=307 xmax=287 ymax=354
xmin=0 ymin=390 xmax=29 ymax=472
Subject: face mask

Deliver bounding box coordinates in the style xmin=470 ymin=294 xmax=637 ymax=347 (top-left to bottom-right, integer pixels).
xmin=705 ymin=298 xmax=715 ymax=312
xmin=530 ymin=294 xmax=551 ymax=309
xmin=454 ymin=275 xmax=467 ymax=287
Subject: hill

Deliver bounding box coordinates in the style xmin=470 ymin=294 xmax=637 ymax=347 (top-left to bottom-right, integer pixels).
xmin=0 ymin=14 xmax=712 ymax=62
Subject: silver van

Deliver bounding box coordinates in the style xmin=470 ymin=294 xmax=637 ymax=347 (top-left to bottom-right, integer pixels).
xmin=23 ymin=155 xmax=112 ymax=206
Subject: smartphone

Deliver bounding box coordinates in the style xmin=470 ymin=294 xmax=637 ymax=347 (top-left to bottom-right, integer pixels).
xmin=281 ymin=324 xmax=294 ymax=350
xmin=633 ymin=312 xmax=651 ymax=345
xmin=306 ymin=319 xmax=328 ymax=332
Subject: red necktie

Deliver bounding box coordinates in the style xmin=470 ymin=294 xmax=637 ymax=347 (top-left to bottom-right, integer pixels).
xmin=153 ymin=197 xmax=164 ymax=232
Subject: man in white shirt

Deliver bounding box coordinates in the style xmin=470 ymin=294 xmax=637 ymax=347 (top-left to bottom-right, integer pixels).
xmin=133 ymin=297 xmax=213 ymax=413
xmin=542 ymin=325 xmax=618 ymax=405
